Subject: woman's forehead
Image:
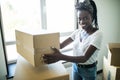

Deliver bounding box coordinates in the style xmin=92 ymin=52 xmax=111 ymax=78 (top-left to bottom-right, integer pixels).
xmin=77 ymin=10 xmax=91 ymax=17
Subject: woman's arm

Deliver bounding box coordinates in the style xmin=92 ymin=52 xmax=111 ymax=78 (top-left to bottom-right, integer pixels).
xmin=60 ymin=37 xmax=73 ymax=49
xmin=43 ymin=45 xmax=97 ymax=64
xmin=60 ymin=45 xmax=97 ymax=63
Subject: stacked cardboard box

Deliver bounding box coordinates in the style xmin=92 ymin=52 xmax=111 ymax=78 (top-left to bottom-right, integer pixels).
xmin=15 ymin=29 xmax=60 ymax=67
xmin=13 ymin=56 xmax=69 ymax=80
xmin=103 ymin=43 xmax=120 ymax=80
xmin=14 ymin=29 xmax=69 ymax=80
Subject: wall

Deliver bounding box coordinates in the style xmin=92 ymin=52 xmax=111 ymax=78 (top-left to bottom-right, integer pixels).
xmin=0 ymin=3 xmax=7 ymax=79
xmin=95 ymin=0 xmax=120 ymax=70
xmin=0 ymin=30 xmax=7 ymax=80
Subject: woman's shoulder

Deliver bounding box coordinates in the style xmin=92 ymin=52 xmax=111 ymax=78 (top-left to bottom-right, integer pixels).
xmin=91 ymin=30 xmax=103 ymax=38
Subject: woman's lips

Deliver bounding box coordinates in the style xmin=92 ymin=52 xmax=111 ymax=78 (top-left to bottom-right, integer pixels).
xmin=81 ymin=24 xmax=86 ymax=28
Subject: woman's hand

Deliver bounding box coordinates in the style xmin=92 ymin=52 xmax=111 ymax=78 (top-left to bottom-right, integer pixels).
xmin=43 ymin=47 xmax=62 ymax=64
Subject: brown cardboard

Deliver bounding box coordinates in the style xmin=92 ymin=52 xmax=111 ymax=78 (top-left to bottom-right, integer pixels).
xmin=13 ymin=56 xmax=69 ymax=80
xmin=109 ymin=65 xmax=120 ymax=80
xmin=103 ymin=56 xmax=120 ymax=80
xmin=107 ymin=43 xmax=120 ymax=67
xmin=15 ymin=29 xmax=60 ymax=67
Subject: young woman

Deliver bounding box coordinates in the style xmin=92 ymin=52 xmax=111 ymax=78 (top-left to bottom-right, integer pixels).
xmin=43 ymin=0 xmax=102 ymax=80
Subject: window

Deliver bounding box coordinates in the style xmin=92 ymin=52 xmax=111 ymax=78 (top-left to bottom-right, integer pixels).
xmin=1 ymin=0 xmax=78 ymax=78
xmin=1 ymin=0 xmax=41 ymax=63
xmin=46 ymin=0 xmax=75 ymax=32
xmin=1 ymin=0 xmax=77 ymax=62
xmin=45 ymin=0 xmax=76 ymax=52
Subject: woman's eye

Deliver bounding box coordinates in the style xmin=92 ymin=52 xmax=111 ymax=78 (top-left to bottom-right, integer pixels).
xmin=84 ymin=17 xmax=88 ymax=20
xmin=78 ymin=17 xmax=88 ymax=22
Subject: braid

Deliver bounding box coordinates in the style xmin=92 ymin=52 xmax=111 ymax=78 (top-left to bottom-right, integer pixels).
xmin=89 ymin=0 xmax=99 ymax=29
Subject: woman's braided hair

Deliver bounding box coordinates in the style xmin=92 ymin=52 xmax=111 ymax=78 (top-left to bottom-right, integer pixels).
xmin=75 ymin=0 xmax=99 ymax=29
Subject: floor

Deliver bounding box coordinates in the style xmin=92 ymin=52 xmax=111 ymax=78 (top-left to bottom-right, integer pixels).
xmin=63 ymin=62 xmax=103 ymax=80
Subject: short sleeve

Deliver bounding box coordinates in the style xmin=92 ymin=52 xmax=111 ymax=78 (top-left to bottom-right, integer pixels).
xmin=90 ymin=31 xmax=103 ymax=49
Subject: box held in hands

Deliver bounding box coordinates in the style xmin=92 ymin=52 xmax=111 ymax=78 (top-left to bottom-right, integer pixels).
xmin=15 ymin=29 xmax=60 ymax=67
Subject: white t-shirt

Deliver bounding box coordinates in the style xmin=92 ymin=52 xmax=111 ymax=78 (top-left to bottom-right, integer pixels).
xmin=70 ymin=29 xmax=103 ymax=64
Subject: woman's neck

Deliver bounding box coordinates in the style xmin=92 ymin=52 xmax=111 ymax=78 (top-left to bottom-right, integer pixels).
xmin=85 ymin=26 xmax=98 ymax=35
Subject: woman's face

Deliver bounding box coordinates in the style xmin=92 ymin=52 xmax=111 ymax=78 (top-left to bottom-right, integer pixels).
xmin=78 ymin=10 xmax=92 ymax=30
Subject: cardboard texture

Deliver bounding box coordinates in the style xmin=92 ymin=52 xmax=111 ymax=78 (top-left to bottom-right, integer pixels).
xmin=15 ymin=30 xmax=60 ymax=67
xmin=13 ymin=56 xmax=69 ymax=80
xmin=107 ymin=43 xmax=120 ymax=67
xmin=103 ymin=57 xmax=120 ymax=80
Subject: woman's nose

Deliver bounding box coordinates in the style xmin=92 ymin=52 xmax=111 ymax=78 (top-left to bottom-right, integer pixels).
xmin=79 ymin=19 xmax=85 ymax=25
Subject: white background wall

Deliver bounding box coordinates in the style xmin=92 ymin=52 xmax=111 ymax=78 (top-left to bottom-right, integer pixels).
xmin=0 ymin=30 xmax=7 ymax=80
xmin=95 ymin=0 xmax=120 ymax=70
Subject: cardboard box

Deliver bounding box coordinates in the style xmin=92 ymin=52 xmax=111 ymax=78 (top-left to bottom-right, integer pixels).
xmin=107 ymin=43 xmax=120 ymax=67
xmin=13 ymin=56 xmax=69 ymax=80
xmin=15 ymin=29 xmax=60 ymax=67
xmin=109 ymin=65 xmax=120 ymax=80
xmin=103 ymin=56 xmax=120 ymax=80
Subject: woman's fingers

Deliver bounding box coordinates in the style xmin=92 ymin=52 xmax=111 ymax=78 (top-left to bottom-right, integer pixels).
xmin=42 ymin=47 xmax=60 ymax=64
xmin=43 ymin=55 xmax=57 ymax=64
